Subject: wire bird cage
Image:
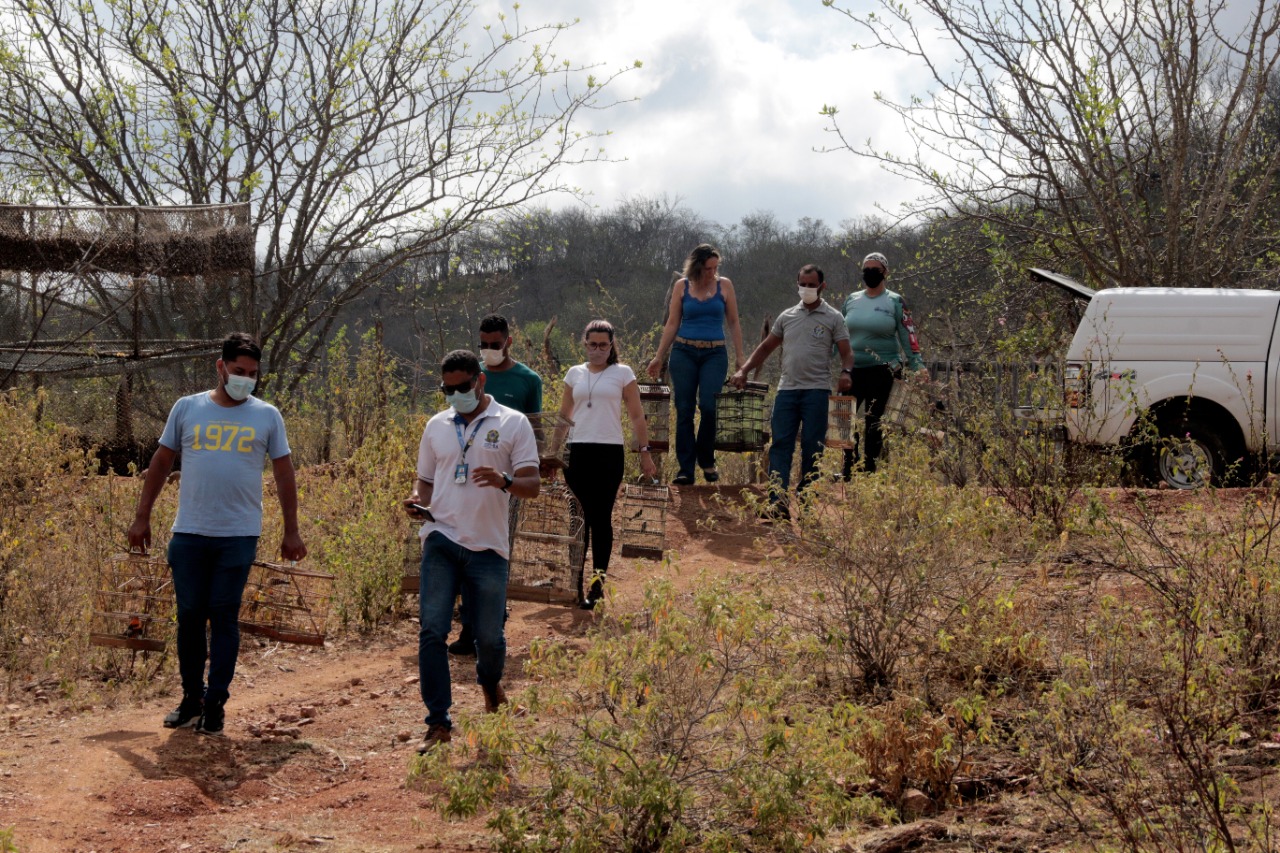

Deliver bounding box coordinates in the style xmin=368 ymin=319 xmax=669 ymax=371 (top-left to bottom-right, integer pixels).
xmin=637 ymin=383 xmax=671 ymax=452
xmin=239 ymin=561 xmax=334 ymax=646
xmin=509 ymin=482 xmax=585 ymax=605
xmin=619 ymin=483 xmax=671 ymax=560
xmin=90 ymin=553 xmax=176 ymax=653
xmin=402 ymin=521 xmax=425 ymax=594
xmin=526 ymin=411 xmax=573 ymax=470
xmin=826 ymin=395 xmax=860 ymax=449
xmin=884 ymin=379 xmax=931 ymax=432
xmin=714 ymin=381 xmax=769 ymax=452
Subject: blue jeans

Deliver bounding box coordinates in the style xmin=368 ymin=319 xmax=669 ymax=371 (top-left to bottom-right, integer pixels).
xmin=767 ymin=389 xmax=830 ymax=506
xmin=167 ymin=533 xmax=258 ymax=705
xmin=418 ymin=531 xmax=509 ymax=728
xmin=667 ymin=342 xmax=729 ymax=477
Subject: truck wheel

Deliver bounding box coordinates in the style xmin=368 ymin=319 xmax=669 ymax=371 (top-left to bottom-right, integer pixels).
xmin=1146 ymin=417 xmax=1239 ymax=489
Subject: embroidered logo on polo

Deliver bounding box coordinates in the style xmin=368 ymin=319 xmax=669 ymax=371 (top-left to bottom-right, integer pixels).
xmin=810 ymin=324 xmax=828 ymax=338
xmin=484 ymin=428 xmax=501 ymax=449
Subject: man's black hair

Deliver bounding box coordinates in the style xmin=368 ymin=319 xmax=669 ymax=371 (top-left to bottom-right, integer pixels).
xmin=441 ymin=349 xmax=481 ymax=376
xmin=798 ymin=263 xmax=825 ymax=284
xmin=222 ymin=331 xmax=262 ymax=362
xmin=479 ymin=314 xmax=510 ymax=336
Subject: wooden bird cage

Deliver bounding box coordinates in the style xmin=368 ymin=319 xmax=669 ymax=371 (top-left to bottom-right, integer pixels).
xmin=826 ymin=395 xmax=860 ymax=449
xmin=239 ymin=561 xmax=334 ymax=646
xmin=884 ymin=379 xmax=931 ymax=432
xmin=90 ymin=553 xmax=176 ymax=653
xmin=402 ymin=521 xmax=424 ymax=594
xmin=714 ymin=381 xmax=769 ymax=452
xmin=619 ymin=483 xmax=671 ymax=560
xmin=637 ymin=383 xmax=671 ymax=452
xmin=526 ymin=411 xmax=574 ymax=470
xmin=508 ymin=482 xmax=585 ymax=605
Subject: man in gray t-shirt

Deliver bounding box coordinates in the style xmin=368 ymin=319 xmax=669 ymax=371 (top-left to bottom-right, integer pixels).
xmin=128 ymin=332 xmax=306 ymax=737
xmin=731 ymin=264 xmax=853 ymax=519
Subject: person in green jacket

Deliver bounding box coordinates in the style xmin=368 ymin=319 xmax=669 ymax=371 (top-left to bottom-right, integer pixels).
xmin=841 ymin=252 xmax=927 ymax=475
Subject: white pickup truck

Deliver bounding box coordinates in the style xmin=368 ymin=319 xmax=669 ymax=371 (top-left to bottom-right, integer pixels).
xmin=1035 ymin=269 xmax=1278 ymax=488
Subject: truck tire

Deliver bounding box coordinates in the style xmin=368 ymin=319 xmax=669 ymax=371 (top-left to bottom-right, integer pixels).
xmin=1144 ymin=415 xmax=1241 ymax=489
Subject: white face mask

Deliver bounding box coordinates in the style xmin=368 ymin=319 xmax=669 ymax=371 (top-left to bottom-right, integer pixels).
xmin=586 ymin=347 xmax=610 ymax=365
xmin=481 ymin=348 xmax=505 ymax=368
xmin=223 ymin=372 xmax=256 ymax=401
xmin=798 ymin=286 xmax=820 ymax=305
xmin=447 ymin=388 xmax=480 ymax=414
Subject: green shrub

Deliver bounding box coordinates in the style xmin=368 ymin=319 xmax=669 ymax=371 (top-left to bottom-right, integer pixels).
xmin=779 ymin=443 xmax=1012 ymax=693
xmin=414 ymin=577 xmax=886 ymax=852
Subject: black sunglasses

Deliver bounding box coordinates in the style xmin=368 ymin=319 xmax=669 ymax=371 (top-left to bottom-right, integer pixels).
xmin=477 ymin=340 xmax=505 ymax=350
xmin=440 ymin=376 xmax=477 ymax=395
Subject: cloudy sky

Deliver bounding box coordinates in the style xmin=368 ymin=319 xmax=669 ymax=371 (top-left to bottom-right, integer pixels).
xmin=501 ymin=0 xmax=930 ymax=230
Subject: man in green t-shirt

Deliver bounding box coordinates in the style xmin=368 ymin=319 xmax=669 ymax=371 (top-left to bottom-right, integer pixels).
xmin=479 ymin=314 xmax=543 ymax=414
xmin=448 ymin=314 xmax=544 ymax=656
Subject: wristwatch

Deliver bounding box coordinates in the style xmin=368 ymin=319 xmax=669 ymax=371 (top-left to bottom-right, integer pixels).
xmin=840 ymin=368 xmax=853 ymax=375
xmin=638 ymin=445 xmax=652 ymax=453
xmin=500 ymin=472 xmax=514 ymax=492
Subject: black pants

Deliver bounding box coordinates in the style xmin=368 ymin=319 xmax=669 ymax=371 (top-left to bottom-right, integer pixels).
xmin=843 ymin=365 xmax=896 ymax=475
xmin=564 ymin=443 xmax=624 ymax=574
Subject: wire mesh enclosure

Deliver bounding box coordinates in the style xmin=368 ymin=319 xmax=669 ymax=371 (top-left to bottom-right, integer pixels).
xmin=884 ymin=379 xmax=931 ymax=432
xmin=526 ymin=411 xmax=573 ymax=470
xmin=90 ymin=553 xmax=176 ymax=653
xmin=619 ymin=483 xmax=670 ymax=560
xmin=402 ymin=521 xmax=424 ymax=594
xmin=509 ymin=482 xmax=585 ymax=605
xmin=826 ymin=395 xmax=860 ymax=449
xmin=0 ymin=203 xmax=255 ymax=470
xmin=714 ymin=381 xmax=769 ymax=452
xmin=637 ymin=383 xmax=671 ymax=452
xmin=0 ymin=203 xmax=253 ymax=276
xmin=239 ymin=561 xmax=335 ymax=646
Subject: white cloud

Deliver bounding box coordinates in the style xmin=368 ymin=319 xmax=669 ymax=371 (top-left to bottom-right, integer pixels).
xmin=484 ymin=0 xmax=938 ymax=229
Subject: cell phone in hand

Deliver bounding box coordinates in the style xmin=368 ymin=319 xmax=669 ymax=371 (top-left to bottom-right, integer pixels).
xmin=410 ymin=503 xmax=435 ymax=522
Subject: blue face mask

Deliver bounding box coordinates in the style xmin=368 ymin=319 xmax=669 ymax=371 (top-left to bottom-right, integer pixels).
xmin=447 ymin=388 xmax=480 ymax=414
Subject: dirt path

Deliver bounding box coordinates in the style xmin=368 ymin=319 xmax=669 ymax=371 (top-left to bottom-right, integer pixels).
xmin=0 ymin=486 xmax=772 ymax=853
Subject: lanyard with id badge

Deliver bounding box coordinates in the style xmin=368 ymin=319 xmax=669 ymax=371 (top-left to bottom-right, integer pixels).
xmin=453 ymin=415 xmax=489 ymax=484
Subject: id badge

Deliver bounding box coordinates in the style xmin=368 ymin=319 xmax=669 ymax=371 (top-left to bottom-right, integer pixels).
xmin=453 ymin=463 xmax=469 ymax=484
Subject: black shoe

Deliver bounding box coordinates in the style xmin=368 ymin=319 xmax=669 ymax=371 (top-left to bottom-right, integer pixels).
xmin=196 ymin=700 xmax=225 ymax=737
xmin=163 ymin=696 xmax=203 ymax=729
xmin=448 ymin=626 xmax=476 ymax=656
xmin=672 ymin=474 xmax=694 ymax=486
xmin=579 ymin=577 xmax=604 ymax=610
xmin=701 ymin=468 xmax=720 ymax=483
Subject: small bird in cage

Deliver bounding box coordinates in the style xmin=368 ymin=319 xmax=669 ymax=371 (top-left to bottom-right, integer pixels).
xmin=124 ymin=616 xmax=145 ymax=639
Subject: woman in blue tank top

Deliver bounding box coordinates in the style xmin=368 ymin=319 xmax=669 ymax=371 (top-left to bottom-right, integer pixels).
xmin=647 ymin=244 xmax=746 ymax=485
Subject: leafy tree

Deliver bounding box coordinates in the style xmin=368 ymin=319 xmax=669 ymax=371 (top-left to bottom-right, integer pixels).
xmin=821 ymin=0 xmax=1280 ymax=289
xmin=0 ymin=0 xmax=635 ymax=390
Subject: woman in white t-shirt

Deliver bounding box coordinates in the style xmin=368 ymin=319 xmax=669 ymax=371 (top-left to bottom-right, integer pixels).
xmin=558 ymin=319 xmax=658 ymax=609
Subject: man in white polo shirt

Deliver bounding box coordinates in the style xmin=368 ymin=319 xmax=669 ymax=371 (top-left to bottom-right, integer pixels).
xmin=404 ymin=349 xmax=540 ymax=753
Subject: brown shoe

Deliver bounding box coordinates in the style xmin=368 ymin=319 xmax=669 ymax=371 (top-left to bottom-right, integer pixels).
xmin=482 ymin=683 xmax=508 ymax=713
xmin=416 ymin=722 xmax=452 ymax=755
xmin=481 ymin=683 xmax=527 ymax=716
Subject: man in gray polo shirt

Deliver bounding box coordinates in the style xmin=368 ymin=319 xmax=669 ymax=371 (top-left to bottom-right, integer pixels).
xmin=731 ymin=264 xmax=853 ymax=519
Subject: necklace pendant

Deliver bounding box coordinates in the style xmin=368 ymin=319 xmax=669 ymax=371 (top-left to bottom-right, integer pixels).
xmin=587 ymin=401 xmax=592 ymax=408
